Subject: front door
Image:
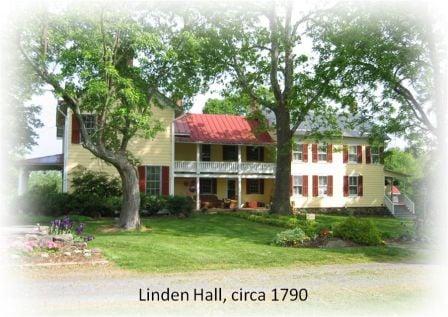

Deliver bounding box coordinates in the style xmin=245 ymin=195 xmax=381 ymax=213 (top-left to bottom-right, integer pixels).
xmin=227 ymin=179 xmax=236 ymax=199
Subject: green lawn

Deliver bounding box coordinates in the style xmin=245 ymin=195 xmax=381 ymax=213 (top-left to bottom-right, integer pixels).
xmin=17 ymin=213 xmax=416 ymax=273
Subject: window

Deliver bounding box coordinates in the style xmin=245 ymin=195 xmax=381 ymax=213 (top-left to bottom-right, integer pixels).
xmin=201 ymin=144 xmax=211 ymax=161
xmin=246 ymin=179 xmax=264 ymax=194
xmin=293 ymin=176 xmax=303 ymax=196
xmin=246 ymin=146 xmax=263 ymax=161
xmin=146 ymin=166 xmax=161 ymax=196
xmin=318 ymin=176 xmax=328 ymax=196
xmin=318 ymin=144 xmax=327 ymax=161
xmin=349 ymin=176 xmax=358 ymax=196
xmin=371 ymin=147 xmax=380 ymax=164
xmin=348 ymin=145 xmax=357 ymax=163
xmin=80 ymin=114 xmax=96 ymax=142
xmin=200 ymin=178 xmax=217 ymax=194
xmin=293 ymin=144 xmax=303 ymax=161
xmin=223 ymin=145 xmax=238 ymax=161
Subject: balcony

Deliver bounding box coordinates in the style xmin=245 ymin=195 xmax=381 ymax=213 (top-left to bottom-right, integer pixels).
xmin=174 ymin=161 xmax=276 ymax=175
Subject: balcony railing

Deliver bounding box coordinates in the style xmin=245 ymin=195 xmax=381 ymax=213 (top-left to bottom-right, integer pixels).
xmin=174 ymin=160 xmax=276 ymax=174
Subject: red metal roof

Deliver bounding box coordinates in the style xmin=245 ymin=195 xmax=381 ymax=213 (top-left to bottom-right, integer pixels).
xmin=392 ymin=186 xmax=401 ymax=195
xmin=174 ymin=113 xmax=273 ymax=145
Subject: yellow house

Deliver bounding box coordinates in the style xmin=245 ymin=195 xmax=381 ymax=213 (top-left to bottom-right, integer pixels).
xmin=19 ymin=105 xmax=414 ymax=216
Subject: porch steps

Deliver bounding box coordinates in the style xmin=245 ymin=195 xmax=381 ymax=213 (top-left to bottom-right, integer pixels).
xmin=393 ymin=204 xmax=416 ymax=219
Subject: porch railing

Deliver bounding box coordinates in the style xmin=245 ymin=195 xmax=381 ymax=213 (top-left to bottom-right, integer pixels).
xmin=403 ymin=194 xmax=415 ymax=214
xmin=174 ymin=160 xmax=275 ymax=174
xmin=384 ymin=195 xmax=395 ymax=215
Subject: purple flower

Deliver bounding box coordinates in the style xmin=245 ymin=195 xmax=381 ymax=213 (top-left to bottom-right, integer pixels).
xmin=75 ymin=223 xmax=85 ymax=235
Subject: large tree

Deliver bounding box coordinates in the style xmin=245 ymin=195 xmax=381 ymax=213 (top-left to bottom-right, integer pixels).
xmin=312 ymin=1 xmax=446 ymax=150
xmin=19 ymin=3 xmax=209 ymax=228
xmin=199 ymin=1 xmax=350 ymax=214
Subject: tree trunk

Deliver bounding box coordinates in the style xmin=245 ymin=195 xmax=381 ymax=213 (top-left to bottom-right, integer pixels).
xmin=271 ymin=109 xmax=292 ymax=214
xmin=117 ymin=162 xmax=141 ymax=229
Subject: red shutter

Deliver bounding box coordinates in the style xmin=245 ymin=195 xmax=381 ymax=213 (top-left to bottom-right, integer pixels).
xmin=312 ymin=175 xmax=318 ymax=197
xmin=138 ymin=166 xmax=146 ymax=193
xmin=327 ymin=144 xmax=332 ymax=163
xmin=357 ymin=145 xmax=363 ymax=163
xmin=343 ymin=176 xmax=349 ymax=197
xmin=71 ymin=115 xmax=80 ymax=144
xmin=365 ymin=146 xmax=371 ymax=164
xmin=260 ymin=179 xmax=264 ymax=194
xmin=343 ymin=145 xmax=348 ymax=163
xmin=358 ymin=175 xmax=363 ymax=196
xmin=312 ymin=144 xmax=318 ymax=163
xmin=302 ymin=175 xmax=308 ymax=196
xmin=302 ymin=144 xmax=308 ymax=162
xmin=379 ymin=146 xmax=384 ymax=164
xmin=327 ymin=175 xmax=333 ymax=197
xmin=161 ymin=166 xmax=169 ymax=196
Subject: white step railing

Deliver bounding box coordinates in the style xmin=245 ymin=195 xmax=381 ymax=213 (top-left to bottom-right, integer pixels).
xmin=402 ymin=194 xmax=415 ymax=214
xmin=384 ymin=195 xmax=395 ymax=215
xmin=174 ymin=161 xmax=275 ymax=174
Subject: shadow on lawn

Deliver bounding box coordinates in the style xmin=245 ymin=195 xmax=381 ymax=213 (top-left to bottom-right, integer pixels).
xmin=88 ymin=214 xmax=423 ymax=265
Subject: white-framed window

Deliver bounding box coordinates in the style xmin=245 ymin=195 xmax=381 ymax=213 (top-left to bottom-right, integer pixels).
xmin=349 ymin=176 xmax=358 ymax=196
xmin=201 ymin=144 xmax=211 ymax=161
xmin=318 ymin=176 xmax=328 ymax=196
xmin=200 ymin=178 xmax=217 ymax=194
xmin=371 ymin=147 xmax=380 ymax=164
xmin=318 ymin=144 xmax=327 ymax=161
xmin=80 ymin=114 xmax=96 ymax=142
xmin=247 ymin=146 xmax=264 ymax=161
xmin=146 ymin=166 xmax=161 ymax=196
xmin=348 ymin=145 xmax=358 ymax=163
xmin=293 ymin=144 xmax=303 ymax=161
xmin=293 ymin=176 xmax=303 ymax=196
xmin=246 ymin=179 xmax=264 ymax=194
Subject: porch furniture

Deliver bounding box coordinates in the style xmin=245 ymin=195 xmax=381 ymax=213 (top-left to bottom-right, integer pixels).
xmin=200 ymin=194 xmax=224 ymax=209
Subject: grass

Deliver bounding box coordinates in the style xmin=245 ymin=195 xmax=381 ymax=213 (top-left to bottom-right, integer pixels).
xmin=17 ymin=213 xmax=417 ymax=273
xmin=223 ymin=211 xmax=415 ymax=239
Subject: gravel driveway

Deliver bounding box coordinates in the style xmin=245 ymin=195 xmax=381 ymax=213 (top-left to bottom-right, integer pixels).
xmin=4 ymin=260 xmax=442 ymax=317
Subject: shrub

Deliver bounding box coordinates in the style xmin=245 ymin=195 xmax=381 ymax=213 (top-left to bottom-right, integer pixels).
xmin=273 ymin=227 xmax=310 ymax=247
xmin=333 ymin=217 xmax=382 ymax=246
xmin=68 ymin=193 xmax=120 ymax=218
xmin=140 ymin=194 xmax=167 ymax=216
xmin=18 ymin=191 xmax=71 ymax=216
xmin=71 ymin=168 xmax=121 ymax=197
xmin=165 ymin=195 xmax=194 ymax=216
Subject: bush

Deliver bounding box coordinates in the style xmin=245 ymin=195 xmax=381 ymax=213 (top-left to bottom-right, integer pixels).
xmin=71 ymin=168 xmax=121 ymax=197
xmin=67 ymin=193 xmax=121 ymax=218
xmin=18 ymin=191 xmax=71 ymax=217
xmin=165 ymin=195 xmax=194 ymax=216
xmin=273 ymin=227 xmax=310 ymax=247
xmin=333 ymin=217 xmax=382 ymax=246
xmin=140 ymin=194 xmax=167 ymax=216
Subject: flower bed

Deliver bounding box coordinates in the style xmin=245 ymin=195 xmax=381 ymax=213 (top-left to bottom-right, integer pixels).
xmin=9 ymin=217 xmax=104 ymax=266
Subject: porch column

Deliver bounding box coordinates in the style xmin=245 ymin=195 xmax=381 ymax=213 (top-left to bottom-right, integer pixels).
xmin=196 ymin=176 xmax=200 ymax=211
xmin=18 ymin=167 xmax=30 ymax=195
xmin=237 ymin=145 xmax=242 ymax=209
xmin=196 ymin=143 xmax=200 ymax=210
xmin=196 ymin=143 xmax=200 ymax=173
xmin=237 ymin=176 xmax=242 ymax=209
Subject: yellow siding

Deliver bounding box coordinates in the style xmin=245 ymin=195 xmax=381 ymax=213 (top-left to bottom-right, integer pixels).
xmin=290 ymin=140 xmax=385 ymax=208
xmin=66 ymin=107 xmax=174 ymax=191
